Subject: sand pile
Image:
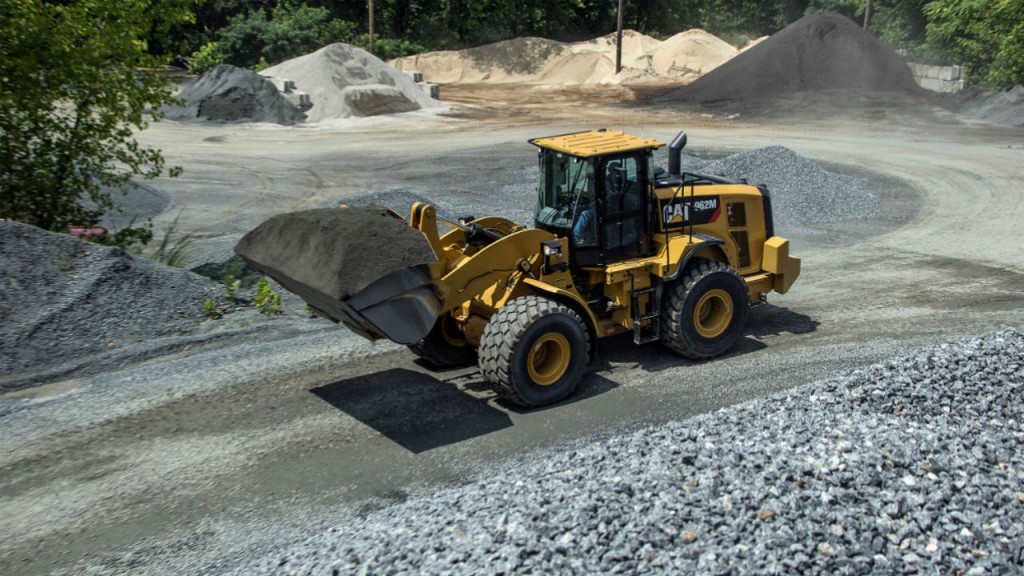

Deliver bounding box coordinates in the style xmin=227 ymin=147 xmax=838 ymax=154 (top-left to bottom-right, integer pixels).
xmin=0 ymin=221 xmax=219 ymax=384
xmin=648 ymin=29 xmax=737 ymax=77
xmin=164 ymin=65 xmax=306 ymax=125
xmin=234 ymin=206 xmax=437 ymax=327
xmin=261 ymin=44 xmax=440 ymax=122
xmin=390 ymin=29 xmax=737 ymax=85
xmin=675 ymin=12 xmax=923 ymax=104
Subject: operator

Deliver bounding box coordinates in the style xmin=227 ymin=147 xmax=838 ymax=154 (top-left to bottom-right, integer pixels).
xmin=573 ymin=173 xmax=597 ymax=246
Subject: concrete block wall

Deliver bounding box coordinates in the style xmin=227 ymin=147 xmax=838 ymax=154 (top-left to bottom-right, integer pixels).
xmin=907 ymin=62 xmax=965 ymax=93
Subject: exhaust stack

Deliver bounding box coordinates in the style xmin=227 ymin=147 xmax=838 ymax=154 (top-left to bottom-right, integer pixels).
xmin=668 ymin=131 xmax=688 ymax=177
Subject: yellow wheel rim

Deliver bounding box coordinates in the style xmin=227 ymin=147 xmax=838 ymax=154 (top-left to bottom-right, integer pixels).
xmin=527 ymin=333 xmax=570 ymax=386
xmin=693 ymin=289 xmax=733 ymax=339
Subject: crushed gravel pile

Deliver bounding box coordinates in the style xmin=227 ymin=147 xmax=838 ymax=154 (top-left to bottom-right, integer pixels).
xmin=163 ymin=65 xmax=306 ymax=125
xmin=675 ymin=12 xmax=923 ymax=104
xmin=238 ymin=329 xmax=1024 ymax=574
xmin=261 ymin=44 xmax=440 ymax=122
xmin=951 ymin=85 xmax=1024 ymax=128
xmin=681 ymin=146 xmax=879 ymax=229
xmin=0 ymin=221 xmax=219 ymax=388
xmin=234 ymin=206 xmax=437 ymax=323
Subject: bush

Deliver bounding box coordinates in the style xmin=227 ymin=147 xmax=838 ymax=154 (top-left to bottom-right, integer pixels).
xmin=217 ymin=1 xmax=358 ymax=68
xmin=359 ymin=36 xmax=428 ymax=61
xmin=188 ymin=42 xmax=225 ymax=75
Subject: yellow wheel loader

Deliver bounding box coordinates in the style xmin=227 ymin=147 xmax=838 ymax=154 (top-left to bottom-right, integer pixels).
xmin=236 ymin=129 xmax=800 ymax=407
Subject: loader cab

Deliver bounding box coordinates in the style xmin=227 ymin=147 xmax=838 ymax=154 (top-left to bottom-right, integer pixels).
xmin=531 ymin=130 xmax=663 ymax=266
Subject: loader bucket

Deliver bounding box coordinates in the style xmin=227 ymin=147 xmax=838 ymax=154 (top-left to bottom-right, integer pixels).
xmin=234 ymin=206 xmax=442 ymax=344
xmin=336 ymin=262 xmax=443 ymax=344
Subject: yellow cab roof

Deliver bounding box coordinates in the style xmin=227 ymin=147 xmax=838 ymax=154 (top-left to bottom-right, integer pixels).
xmin=529 ymin=129 xmax=665 ymax=158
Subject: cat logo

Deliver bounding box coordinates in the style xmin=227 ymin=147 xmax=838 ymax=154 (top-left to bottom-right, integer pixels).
xmin=660 ymin=196 xmax=721 ymax=227
xmin=663 ymin=202 xmax=688 ymax=225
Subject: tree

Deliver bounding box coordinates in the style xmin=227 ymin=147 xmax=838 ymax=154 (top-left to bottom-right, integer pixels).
xmin=925 ymin=0 xmax=1024 ymax=88
xmin=0 ymin=0 xmax=195 ymax=244
xmin=217 ymin=1 xmax=358 ymax=68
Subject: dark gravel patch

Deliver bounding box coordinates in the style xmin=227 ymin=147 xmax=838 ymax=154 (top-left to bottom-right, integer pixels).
xmin=674 ymin=12 xmax=924 ymax=106
xmin=0 ymin=221 xmax=219 ymax=388
xmin=237 ymin=328 xmax=1024 ymax=575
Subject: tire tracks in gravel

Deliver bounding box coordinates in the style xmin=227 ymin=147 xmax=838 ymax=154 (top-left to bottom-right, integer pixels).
xmin=2 ymin=106 xmax=1023 ymax=575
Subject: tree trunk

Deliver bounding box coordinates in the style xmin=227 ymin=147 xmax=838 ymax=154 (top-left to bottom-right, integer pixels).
xmin=616 ymin=0 xmax=624 ymax=73
xmin=863 ymin=0 xmax=872 ymax=30
xmin=368 ymin=0 xmax=375 ymax=54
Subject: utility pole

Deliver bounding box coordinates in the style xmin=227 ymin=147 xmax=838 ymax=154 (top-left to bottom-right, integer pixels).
xmin=863 ymin=0 xmax=872 ymax=30
xmin=616 ymin=0 xmax=624 ymax=73
xmin=368 ymin=0 xmax=375 ymax=54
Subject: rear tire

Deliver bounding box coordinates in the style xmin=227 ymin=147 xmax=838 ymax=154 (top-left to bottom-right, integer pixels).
xmin=408 ymin=315 xmax=477 ymax=368
xmin=479 ymin=296 xmax=590 ymax=407
xmin=661 ymin=258 xmax=748 ymax=360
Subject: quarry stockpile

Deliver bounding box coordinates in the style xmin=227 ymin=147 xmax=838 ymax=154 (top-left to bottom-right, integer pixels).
xmin=0 ymin=221 xmax=218 ymax=386
xmin=389 ymin=29 xmax=736 ymax=85
xmin=261 ymin=44 xmax=440 ymax=122
xmin=676 ymin=12 xmax=924 ymax=104
xmin=164 ymin=65 xmax=306 ymax=125
xmin=234 ymin=207 xmax=436 ymax=324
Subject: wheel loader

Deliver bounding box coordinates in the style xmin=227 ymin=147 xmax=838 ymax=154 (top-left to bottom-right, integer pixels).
xmin=236 ymin=129 xmax=800 ymax=407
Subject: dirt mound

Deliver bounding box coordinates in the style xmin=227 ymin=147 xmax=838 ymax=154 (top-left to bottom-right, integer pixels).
xmin=0 ymin=221 xmax=219 ymax=382
xmin=234 ymin=206 xmax=437 ymax=324
xmin=164 ymin=65 xmax=306 ymax=125
xmin=391 ymin=37 xmax=570 ymax=84
xmin=261 ymin=44 xmax=440 ymax=122
xmin=952 ymin=85 xmax=1024 ymax=127
xmin=676 ymin=12 xmax=923 ymax=104
xmin=648 ymin=29 xmax=737 ymax=78
xmin=390 ymin=29 xmax=736 ymax=85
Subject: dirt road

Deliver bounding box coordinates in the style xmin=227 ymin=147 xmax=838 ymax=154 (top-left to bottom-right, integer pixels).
xmin=1 ymin=88 xmax=1022 ymax=574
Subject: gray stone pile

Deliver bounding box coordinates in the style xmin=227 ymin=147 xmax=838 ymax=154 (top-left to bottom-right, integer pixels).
xmin=687 ymin=146 xmax=879 ymax=229
xmin=236 ymin=328 xmax=1024 ymax=574
xmin=0 ymin=221 xmax=219 ymax=389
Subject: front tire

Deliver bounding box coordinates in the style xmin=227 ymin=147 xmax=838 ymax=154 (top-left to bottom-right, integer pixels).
xmin=479 ymin=296 xmax=590 ymax=407
xmin=408 ymin=315 xmax=477 ymax=368
xmin=661 ymin=258 xmax=749 ymax=359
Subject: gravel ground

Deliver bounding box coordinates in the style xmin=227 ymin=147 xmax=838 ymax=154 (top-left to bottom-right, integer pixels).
xmin=236 ymin=329 xmax=1024 ymax=575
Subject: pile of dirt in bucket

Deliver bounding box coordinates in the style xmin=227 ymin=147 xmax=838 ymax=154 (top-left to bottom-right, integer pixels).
xmin=674 ymin=12 xmax=924 ymax=104
xmin=164 ymin=65 xmax=306 ymax=125
xmin=0 ymin=221 xmax=219 ymax=385
xmin=234 ymin=206 xmax=437 ymax=323
xmin=261 ymin=44 xmax=440 ymax=122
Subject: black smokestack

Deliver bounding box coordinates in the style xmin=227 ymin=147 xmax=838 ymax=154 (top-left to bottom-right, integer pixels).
xmin=668 ymin=131 xmax=687 ymax=177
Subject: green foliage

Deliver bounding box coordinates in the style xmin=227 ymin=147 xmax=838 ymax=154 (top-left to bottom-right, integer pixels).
xmin=203 ymin=298 xmax=223 ymax=320
xmin=925 ymin=0 xmax=1024 ymax=88
xmin=217 ymin=1 xmax=358 ymax=68
xmin=189 ymin=42 xmax=225 ymax=74
xmin=360 ymin=36 xmax=428 ymax=60
xmin=147 ymin=212 xmax=196 ymax=268
xmin=96 ymin=223 xmax=156 ymax=251
xmin=56 ymin=258 xmax=75 ymax=273
xmin=254 ymin=278 xmax=282 ymax=316
xmin=222 ymin=274 xmax=242 ymax=302
xmin=0 ymin=0 xmax=192 ymax=237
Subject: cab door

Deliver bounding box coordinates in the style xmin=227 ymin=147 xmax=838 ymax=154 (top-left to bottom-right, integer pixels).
xmin=598 ymin=154 xmax=647 ymax=261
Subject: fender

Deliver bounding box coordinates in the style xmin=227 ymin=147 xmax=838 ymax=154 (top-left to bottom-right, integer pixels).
xmin=663 ymin=234 xmax=727 ymax=282
xmin=522 ymin=277 xmax=600 ymax=358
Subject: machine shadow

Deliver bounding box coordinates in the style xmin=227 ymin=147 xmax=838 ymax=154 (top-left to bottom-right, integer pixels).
xmin=592 ymin=304 xmax=818 ymax=373
xmin=311 ymin=368 xmax=513 ymax=454
xmin=311 ymin=367 xmax=623 ymax=444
